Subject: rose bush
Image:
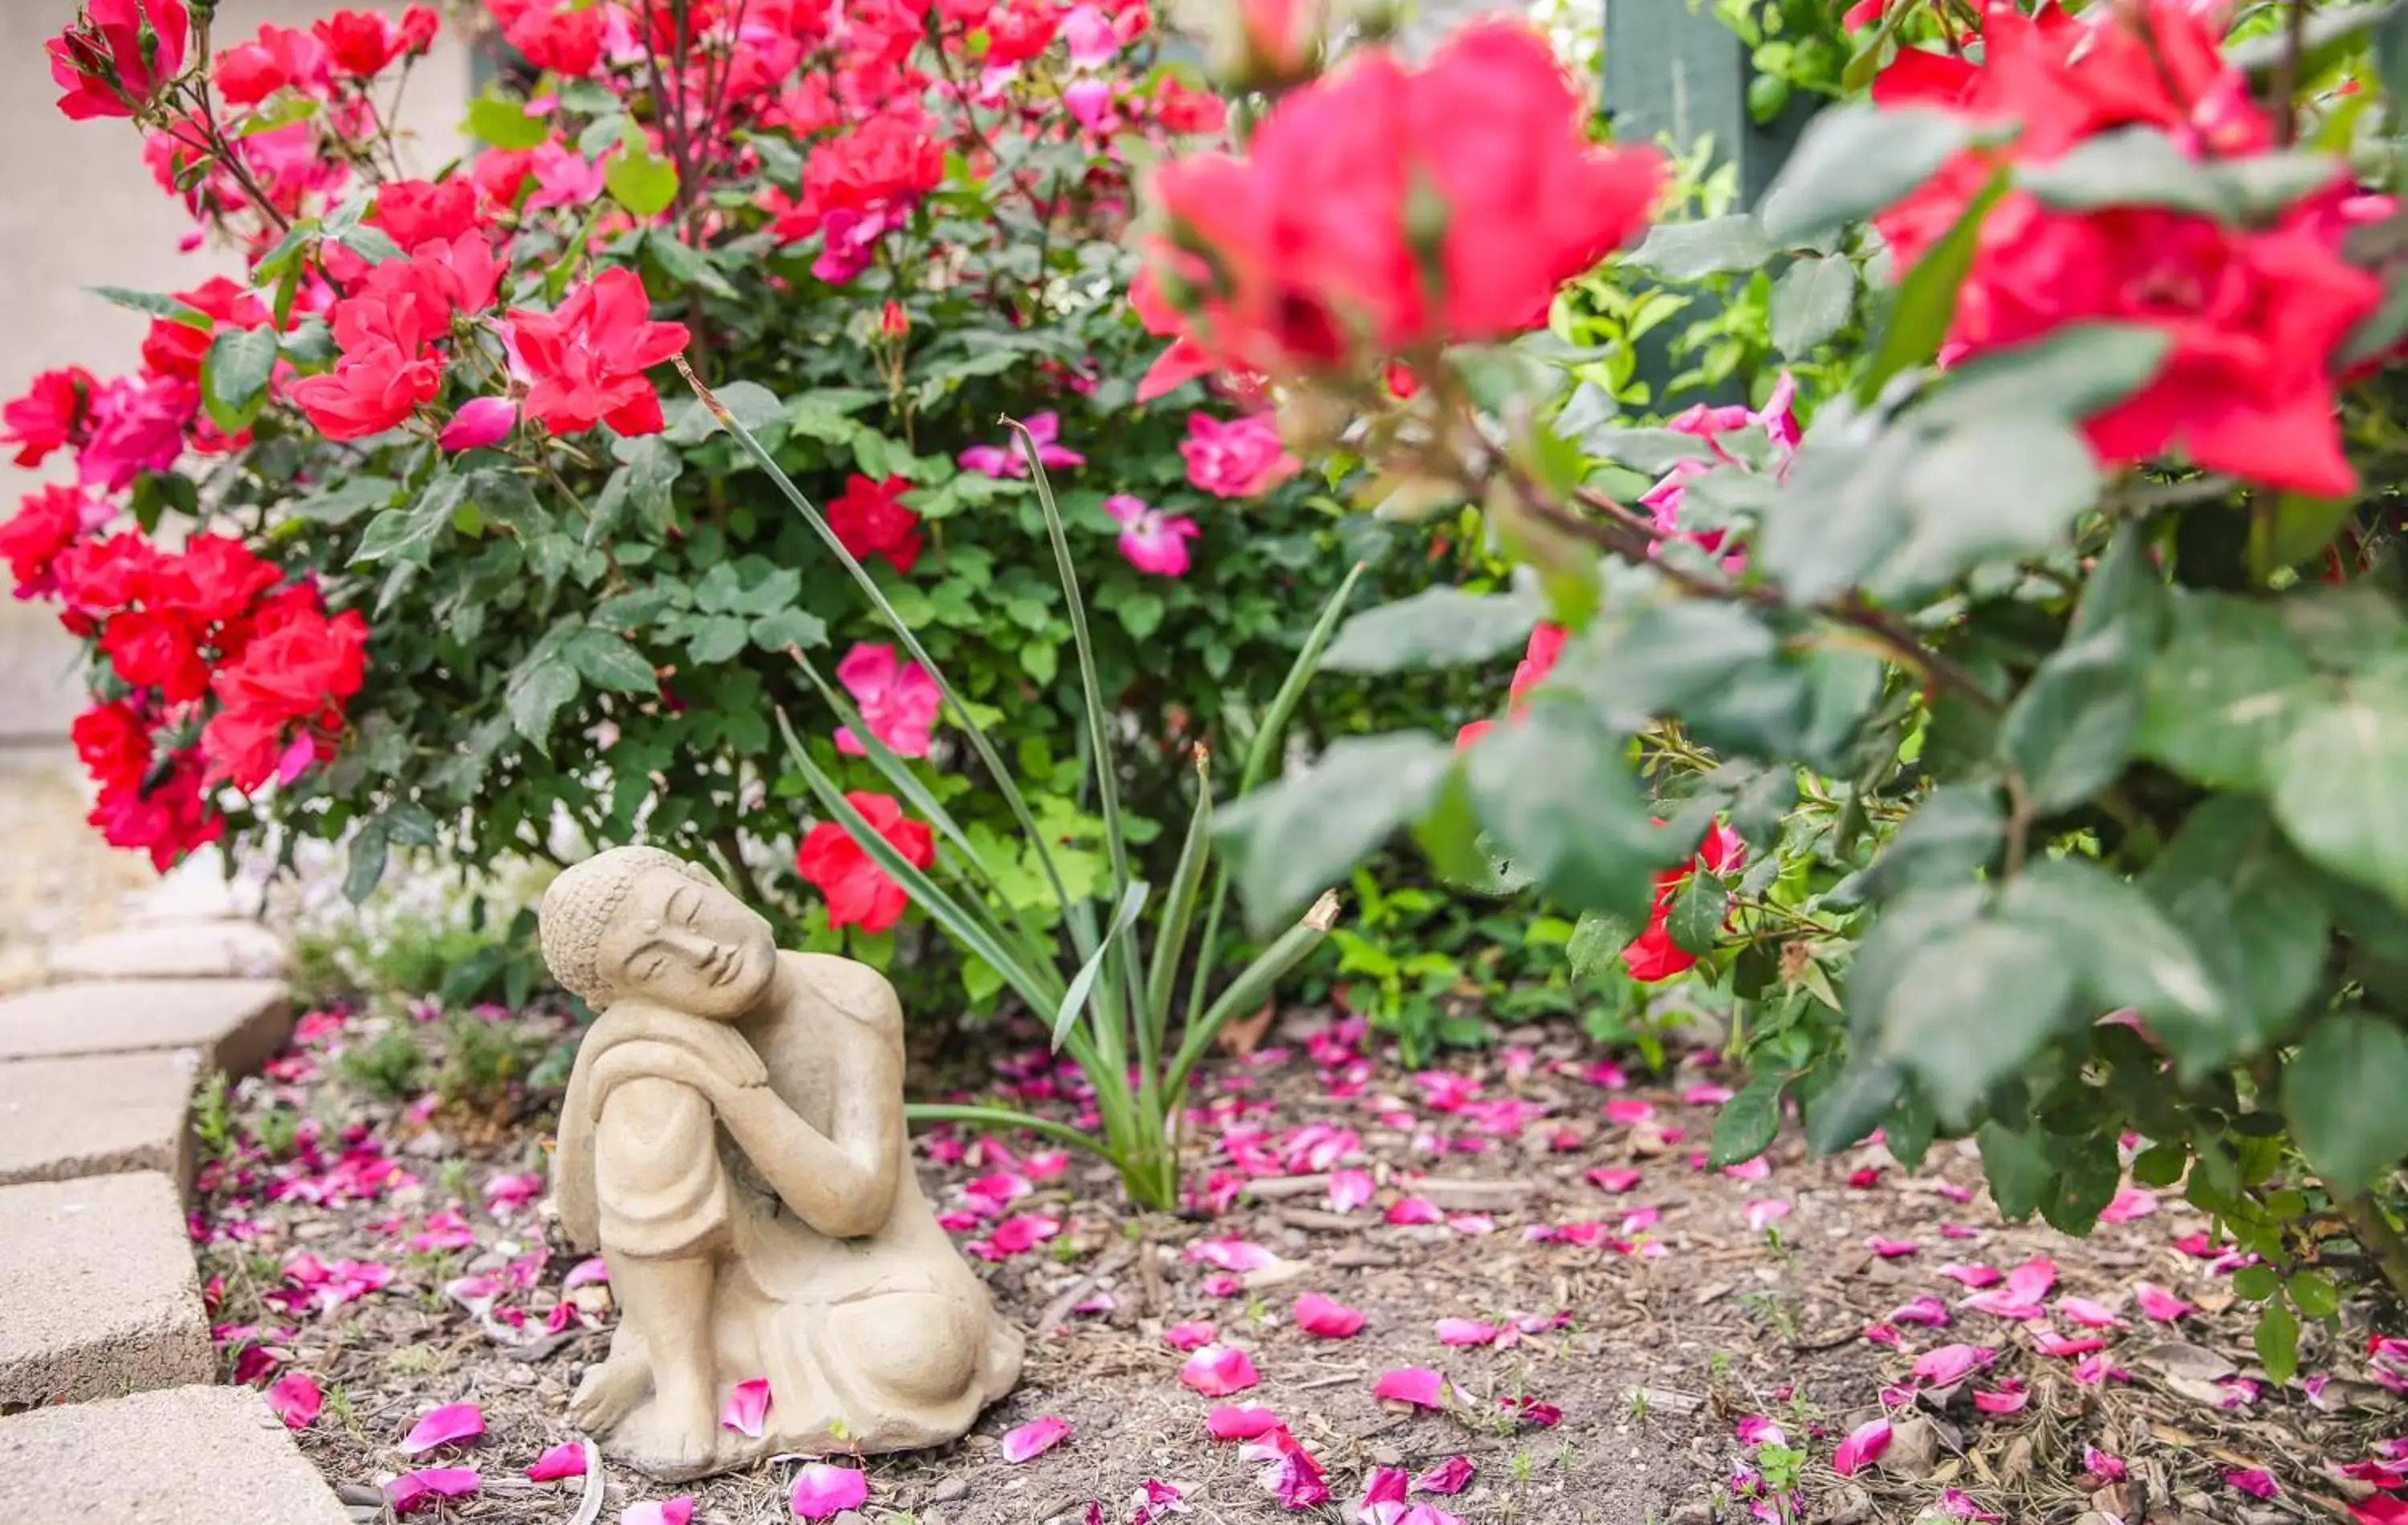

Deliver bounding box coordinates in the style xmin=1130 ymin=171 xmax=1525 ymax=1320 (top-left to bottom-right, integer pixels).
xmin=3 ymin=0 xmax=1464 ymax=1006
xmin=1170 ymin=0 xmax=2408 ymax=1360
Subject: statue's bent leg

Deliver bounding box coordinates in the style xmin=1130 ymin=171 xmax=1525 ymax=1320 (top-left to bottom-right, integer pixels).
xmin=824 ymin=1290 xmax=982 ymax=1423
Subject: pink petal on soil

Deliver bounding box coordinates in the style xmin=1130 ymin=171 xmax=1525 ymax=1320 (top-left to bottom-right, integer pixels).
xmin=1743 ymin=1199 xmax=1791 ymax=1233
xmin=2033 ymin=1329 xmax=2105 ymax=1358
xmin=1932 ymin=1488 xmax=2000 ymax=1520
xmin=2057 ymin=1296 xmax=2123 ymax=1328
xmin=2097 ymin=1186 xmax=2158 ymax=1222
xmin=1385 ymin=1198 xmax=1443 ymax=1226
xmin=1867 ymin=1235 xmax=1918 ymax=1257
xmin=1832 ymin=1418 xmax=1891 ymax=1477
xmin=527 ymin=1442 xmax=587 ymax=1480
xmin=387 ymin=1468 xmax=480 ymax=1515
xmin=1446 ymin=1214 xmax=1495 ymax=1235
xmin=1912 ymin=1344 xmax=1995 ymax=1386
xmin=2134 ymin=1283 xmax=2192 ymax=1321
xmin=1189 ymin=1238 xmax=1275 ymax=1272
xmin=1890 ymin=1295 xmax=1950 ymax=1328
xmin=1682 ymin=1084 xmax=1735 ymax=1105
xmin=789 ymin=1463 xmax=868 ymax=1519
xmin=1163 ymin=1321 xmax=1216 ymax=1350
xmin=623 ymin=1500 xmax=695 ymax=1525
xmin=1938 ymin=1263 xmax=2002 ymax=1288
xmin=1586 ymin=1168 xmax=1642 ymax=1194
xmin=563 ymin=1257 xmax=610 ymax=1288
xmin=1373 ymin=1366 xmax=1449 ymax=1409
xmin=1603 ymin=1099 xmax=1655 ymax=1125
xmin=1415 ymin=1454 xmax=1475 ymax=1494
xmin=720 ymin=1378 xmax=771 ymax=1438
xmin=1328 ymin=1169 xmax=1374 ymax=1213
xmin=1361 ymin=1465 xmax=1410 ymax=1511
xmin=2224 ymin=1468 xmax=2280 ymax=1499
xmin=1435 ymin=1318 xmax=1499 ymax=1347
xmin=1294 ymin=1293 xmax=1365 ymax=1339
xmin=400 ymin=1401 xmax=485 ymax=1454
xmin=1002 ymin=1415 xmax=1072 ymax=1462
xmin=266 ymin=1373 xmax=322 ymax=1429
xmin=2083 ymin=1446 xmax=2126 ymax=1481
xmin=1863 ymin=1322 xmax=1902 ymax=1348
xmin=2354 ymin=1499 xmax=2408 ymax=1525
xmin=1206 ymin=1403 xmax=1283 ymax=1440
xmin=1180 ymin=1344 xmax=1259 ymax=1397
xmin=1735 ymin=1415 xmax=1788 ymax=1446
xmin=1972 ymin=1381 xmax=2028 ymax=1414
xmin=1200 ymin=1273 xmax=1243 ymax=1297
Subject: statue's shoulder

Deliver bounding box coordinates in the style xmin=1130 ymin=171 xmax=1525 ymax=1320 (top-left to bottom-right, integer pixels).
xmin=779 ymin=950 xmax=902 ymax=1031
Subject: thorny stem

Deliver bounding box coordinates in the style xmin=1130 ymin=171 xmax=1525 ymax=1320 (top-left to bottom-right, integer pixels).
xmin=2274 ymin=0 xmax=2308 ymax=147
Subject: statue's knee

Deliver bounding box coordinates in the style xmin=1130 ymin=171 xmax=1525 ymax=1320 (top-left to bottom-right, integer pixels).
xmin=828 ymin=1293 xmax=978 ymax=1404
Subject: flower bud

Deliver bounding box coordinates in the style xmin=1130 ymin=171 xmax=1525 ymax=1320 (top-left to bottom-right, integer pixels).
xmin=436 ymin=396 xmax=516 ymax=452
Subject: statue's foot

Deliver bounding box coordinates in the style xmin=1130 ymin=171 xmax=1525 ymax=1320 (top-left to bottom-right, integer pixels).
xmin=568 ymin=1348 xmax=650 ymax=1435
xmin=609 ymin=1392 xmax=723 ymax=1482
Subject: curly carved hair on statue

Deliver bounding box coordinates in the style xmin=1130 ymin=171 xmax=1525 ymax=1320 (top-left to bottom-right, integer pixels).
xmin=539 ymin=845 xmax=721 ymax=1010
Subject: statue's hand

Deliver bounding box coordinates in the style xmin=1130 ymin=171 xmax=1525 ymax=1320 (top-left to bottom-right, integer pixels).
xmin=588 ymin=1041 xmax=766 ymax=1118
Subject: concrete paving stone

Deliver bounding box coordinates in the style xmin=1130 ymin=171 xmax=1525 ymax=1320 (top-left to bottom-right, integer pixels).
xmin=0 ymin=1385 xmax=352 ymax=1525
xmin=0 ymin=978 xmax=291 ymax=1075
xmin=0 ymin=1051 xmax=199 ymax=1191
xmin=45 ymin=921 xmax=287 ymax=983
xmin=0 ymin=1172 xmax=211 ymax=1405
xmin=117 ymin=846 xmax=268 ymax=925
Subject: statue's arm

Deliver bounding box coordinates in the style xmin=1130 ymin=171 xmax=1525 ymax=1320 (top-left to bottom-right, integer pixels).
xmin=716 ymin=975 xmax=905 ymax=1239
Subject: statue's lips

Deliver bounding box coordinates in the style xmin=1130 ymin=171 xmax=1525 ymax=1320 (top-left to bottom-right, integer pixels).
xmin=712 ymin=944 xmax=743 ymax=987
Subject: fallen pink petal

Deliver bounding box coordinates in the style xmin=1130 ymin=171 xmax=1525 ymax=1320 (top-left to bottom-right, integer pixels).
xmin=527 ymin=1442 xmax=587 ymax=1481
xmin=2084 ymin=1446 xmax=2126 ymax=1481
xmin=1434 ymin=1318 xmax=1500 ymax=1347
xmin=1939 ymin=1263 xmax=2002 ymax=1288
xmin=2097 ymin=1186 xmax=2158 ymax=1222
xmin=1294 ymin=1292 xmax=1366 ymax=1339
xmin=2225 ymin=1468 xmax=2280 ymax=1499
xmin=1587 ymin=1167 xmax=1641 ymax=1194
xmin=2057 ymin=1295 xmax=2124 ymax=1328
xmin=1002 ymin=1415 xmax=1072 ymax=1462
xmin=790 ymin=1462 xmax=868 ymax=1520
xmin=400 ymin=1401 xmax=485 ymax=1455
xmin=1385 ymin=1197 xmax=1444 ymax=1226
xmin=387 ymin=1468 xmax=480 ymax=1515
xmin=622 ymin=1500 xmax=695 ymax=1525
xmin=720 ymin=1378 xmax=771 ymax=1438
xmin=1913 ymin=1344 xmax=1996 ymax=1386
xmin=1413 ymin=1455 xmax=1475 ymax=1494
xmin=1180 ymin=1344 xmax=1260 ymax=1397
xmin=1327 ymin=1168 xmax=1374 ymax=1213
xmin=1890 ymin=1295 xmax=1950 ymax=1327
xmin=1972 ymin=1380 xmax=2028 ymax=1414
xmin=1207 ymin=1403 xmax=1283 ymax=1440
xmin=2135 ymin=1283 xmax=2194 ymax=1321
xmin=1163 ymin=1321 xmax=1216 ymax=1350
xmin=1744 ymin=1198 xmax=1791 ymax=1233
xmin=1867 ymin=1234 xmax=1918 ymax=1257
xmin=1832 ymin=1417 xmax=1891 ymax=1476
xmin=266 ymin=1372 xmax=322 ymax=1429
xmin=1373 ymin=1366 xmax=1449 ymax=1409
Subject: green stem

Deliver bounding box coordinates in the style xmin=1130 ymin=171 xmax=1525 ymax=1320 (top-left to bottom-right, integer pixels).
xmin=902 ymin=1103 xmax=1106 ymax=1160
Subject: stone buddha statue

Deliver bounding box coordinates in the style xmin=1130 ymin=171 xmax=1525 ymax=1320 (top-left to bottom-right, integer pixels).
xmin=537 ymin=845 xmax=1023 ymax=1481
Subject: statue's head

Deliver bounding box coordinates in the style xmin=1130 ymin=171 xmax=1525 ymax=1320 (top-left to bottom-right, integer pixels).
xmin=539 ymin=846 xmax=779 ymax=1019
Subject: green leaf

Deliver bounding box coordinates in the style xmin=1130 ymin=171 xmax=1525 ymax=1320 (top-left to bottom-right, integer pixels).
xmin=2271 ymin=671 xmax=2408 ymax=911
xmin=1579 ymin=425 xmax=1716 ymax=474
xmin=2132 ymin=1141 xmax=2188 ymax=1188
xmin=289 ymin=476 xmax=398 ymax=527
xmin=1756 ymin=413 xmax=1917 ymax=607
xmin=2251 ymin=493 xmax=2360 ymax=579
xmin=605 ymin=139 xmax=681 ymax=219
xmin=1768 ymin=254 xmax=1857 ymax=358
xmin=2231 ymin=1263 xmax=2280 ymax=1301
xmin=1999 ymin=623 xmax=2147 ymax=812
xmin=667 ymin=380 xmax=784 ymax=444
xmin=1464 ymin=703 xmax=1673 ymax=922
xmin=506 ymin=653 xmax=580 ymax=750
xmin=684 ymin=613 xmax=752 ymax=663
xmin=1804 ymin=1056 xmax=1903 ymax=1153
xmin=1977 ymin=1120 xmax=2053 ymax=1219
xmin=1666 ymin=871 xmax=1728 ymax=957
xmin=1876 ymin=917 xmax=2076 ymax=1122
xmin=1921 ymin=323 xmax=2172 ymax=428
xmin=750 ymin=607 xmax=828 ymax=653
xmin=592 ymin=435 xmax=685 ymax=541
xmin=2291 ymin=1269 xmax=2341 ymax=1319
xmin=1566 ymin=908 xmax=1637 ymax=980
xmin=1861 ymin=785 xmax=2004 ymax=901
xmin=1709 ymin=1071 xmax=1785 ymax=1169
xmin=1051 ymin=880 xmax=1149 ymax=1049
xmin=343 ymin=820 xmax=390 ymax=905
xmin=2041 ymin=1130 xmax=2124 ymax=1235
xmin=2138 ymin=592 xmax=2318 ymax=791
xmin=1876 ymin=414 xmax=2101 ymax=597
xmin=1759 ymin=105 xmax=1974 ymax=245
xmin=2143 ymin=797 xmax=2329 ymax=1055
xmin=1118 ymin=590 xmax=1164 ymax=640
xmin=2255 ymin=1300 xmax=2300 ymax=1385
xmin=87 ymin=285 xmax=204 ymax=320
xmin=564 ymin=628 xmax=657 ymax=693
xmin=1995 ymin=857 xmax=2231 ymax=1067
xmin=353 ymin=475 xmax=470 ymax=567
xmin=1857 ymin=171 xmax=2007 ymax=405
xmin=1214 ymin=733 xmax=1454 ymax=932
xmin=1622 ymin=215 xmax=1779 ymax=282
xmin=645 ymin=230 xmax=738 ymax=298
xmin=200 ymin=325 xmax=279 ymax=432
xmin=463 ymin=92 xmax=551 ymax=149
xmin=2018 ymin=126 xmax=2239 ymax=218
xmin=2286 ymin=1013 xmax=2408 ymax=1190
xmin=1323 ymin=585 xmax=1542 ymax=673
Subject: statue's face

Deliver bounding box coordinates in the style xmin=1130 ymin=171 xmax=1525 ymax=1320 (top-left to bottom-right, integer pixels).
xmin=596 ymin=867 xmax=778 ymax=1019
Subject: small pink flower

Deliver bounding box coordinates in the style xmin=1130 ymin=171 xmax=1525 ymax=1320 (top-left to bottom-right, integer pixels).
xmin=2224 ymin=1468 xmax=2280 ymax=1499
xmin=437 ymin=395 xmax=516 ymax=451
xmin=1294 ymin=1293 xmax=1365 ymax=1339
xmin=959 ymin=410 xmax=1084 ymax=478
xmin=720 ymin=1378 xmax=771 ymax=1438
xmin=266 ymin=1373 xmax=322 ymax=1429
xmin=527 ymin=1442 xmax=587 ymax=1481
xmin=1206 ymin=1403 xmax=1283 ymax=1440
xmin=832 ymin=641 xmax=941 ymax=758
xmin=1101 ymin=493 xmax=1199 ymax=577
xmin=1832 ymin=1417 xmax=1891 ymax=1476
xmin=2134 ymin=1283 xmax=2193 ymax=1321
xmin=1416 ymin=1454 xmax=1476 ymax=1494
xmin=1912 ymin=1344 xmax=1995 ymax=1386
xmin=1373 ymin=1366 xmax=1448 ymax=1409
xmin=789 ymin=1462 xmax=868 ymax=1519
xmin=1001 ymin=1415 xmax=1072 ymax=1462
xmin=1179 ymin=411 xmax=1297 ymax=498
xmin=623 ymin=1499 xmax=695 ymax=1525
xmin=1163 ymin=1320 xmax=1215 ymax=1350
xmin=1743 ymin=1198 xmax=1790 ymax=1233
xmin=1867 ymin=1235 xmax=1918 ymax=1258
xmin=1327 ymin=1168 xmax=1373 ymax=1213
xmin=387 ymin=1468 xmax=480 ymax=1515
xmin=400 ymin=1401 xmax=485 ymax=1454
xmin=1180 ymin=1344 xmax=1259 ymax=1397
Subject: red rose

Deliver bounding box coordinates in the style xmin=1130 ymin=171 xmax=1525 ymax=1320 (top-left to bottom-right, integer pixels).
xmin=984 ymin=1 xmax=1060 ymax=64
xmin=506 ymin=269 xmax=690 ymax=437
xmin=2 ymin=366 xmax=96 ymax=467
xmin=211 ymin=22 xmax=327 ymax=105
xmin=824 ymin=474 xmax=923 ymax=575
xmin=50 ymin=0 xmax=191 ymax=122
xmin=151 ymin=533 xmax=280 ymax=630
xmin=211 ymin=606 xmax=368 ymax=725
xmin=72 ymin=699 xmax=155 ymax=794
xmin=52 ymin=531 xmax=160 ymax=627
xmin=312 ymin=10 xmax=403 ymax=77
xmin=506 ymin=3 xmax=607 ymax=77
xmin=289 ymin=339 xmax=442 ymax=441
xmin=802 ymin=114 xmax=944 ymax=219
xmin=100 ymin=608 xmax=209 ymax=702
xmin=141 ymin=277 xmax=273 ymax=384
xmin=374 ymin=178 xmax=482 ymax=249
xmin=1622 ymin=822 xmax=1746 ymax=983
xmin=795 ymin=791 xmax=935 ymax=933
xmin=89 ymin=754 xmax=221 ymax=871
xmin=0 ymin=485 xmax=101 ymax=600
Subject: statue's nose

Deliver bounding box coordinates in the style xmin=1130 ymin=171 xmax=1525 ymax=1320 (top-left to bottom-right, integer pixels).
xmin=664 ymin=929 xmax=718 ymax=965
